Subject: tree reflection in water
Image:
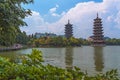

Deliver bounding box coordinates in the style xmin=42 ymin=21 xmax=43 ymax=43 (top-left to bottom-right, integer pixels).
xmin=94 ymin=47 xmax=104 ymax=72
xmin=65 ymin=47 xmax=73 ymax=69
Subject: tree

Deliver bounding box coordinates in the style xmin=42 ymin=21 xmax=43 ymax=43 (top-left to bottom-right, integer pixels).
xmin=69 ymin=37 xmax=81 ymax=46
xmin=16 ymin=31 xmax=29 ymax=45
xmin=106 ymin=38 xmax=120 ymax=45
xmin=0 ymin=0 xmax=34 ymax=46
xmin=0 ymin=26 xmax=20 ymax=46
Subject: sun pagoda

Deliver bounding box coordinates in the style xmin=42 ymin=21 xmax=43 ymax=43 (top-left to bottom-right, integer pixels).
xmin=65 ymin=20 xmax=73 ymax=38
xmin=92 ymin=13 xmax=105 ymax=46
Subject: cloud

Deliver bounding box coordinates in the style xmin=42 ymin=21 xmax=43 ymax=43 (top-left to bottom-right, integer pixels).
xmin=21 ymin=0 xmax=120 ymax=38
xmin=49 ymin=4 xmax=60 ymax=17
xmin=48 ymin=4 xmax=66 ymax=17
xmin=21 ymin=11 xmax=49 ymax=34
xmin=49 ymin=4 xmax=59 ymax=13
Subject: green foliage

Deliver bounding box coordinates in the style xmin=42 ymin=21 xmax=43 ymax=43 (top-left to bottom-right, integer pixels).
xmin=0 ymin=0 xmax=33 ymax=27
xmin=0 ymin=26 xmax=19 ymax=46
xmin=0 ymin=0 xmax=33 ymax=46
xmin=32 ymin=37 xmax=82 ymax=47
xmin=16 ymin=31 xmax=30 ymax=45
xmin=106 ymin=38 xmax=120 ymax=45
xmin=22 ymin=49 xmax=43 ymax=66
xmin=0 ymin=49 xmax=120 ymax=80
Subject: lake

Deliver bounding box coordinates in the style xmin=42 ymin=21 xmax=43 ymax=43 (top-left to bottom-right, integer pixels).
xmin=0 ymin=46 xmax=120 ymax=75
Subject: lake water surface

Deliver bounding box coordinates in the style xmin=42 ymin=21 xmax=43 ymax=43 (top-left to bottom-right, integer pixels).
xmin=0 ymin=46 xmax=120 ymax=75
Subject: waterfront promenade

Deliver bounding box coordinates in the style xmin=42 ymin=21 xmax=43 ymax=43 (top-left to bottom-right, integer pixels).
xmin=0 ymin=44 xmax=23 ymax=52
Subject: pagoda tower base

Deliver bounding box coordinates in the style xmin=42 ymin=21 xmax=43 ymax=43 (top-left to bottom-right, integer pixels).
xmin=92 ymin=44 xmax=105 ymax=47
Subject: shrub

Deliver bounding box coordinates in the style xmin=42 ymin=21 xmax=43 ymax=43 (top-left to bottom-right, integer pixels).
xmin=0 ymin=49 xmax=119 ymax=80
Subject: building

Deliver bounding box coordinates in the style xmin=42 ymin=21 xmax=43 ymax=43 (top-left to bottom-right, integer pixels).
xmin=92 ymin=13 xmax=105 ymax=46
xmin=35 ymin=33 xmax=57 ymax=38
xmin=65 ymin=20 xmax=73 ymax=38
xmin=87 ymin=36 xmax=94 ymax=42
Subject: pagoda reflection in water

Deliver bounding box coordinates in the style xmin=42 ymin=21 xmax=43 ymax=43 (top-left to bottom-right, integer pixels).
xmin=94 ymin=47 xmax=104 ymax=72
xmin=65 ymin=47 xmax=73 ymax=69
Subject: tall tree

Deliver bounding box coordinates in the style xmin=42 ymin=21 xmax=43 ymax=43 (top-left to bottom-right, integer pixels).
xmin=16 ymin=31 xmax=29 ymax=45
xmin=0 ymin=0 xmax=33 ymax=46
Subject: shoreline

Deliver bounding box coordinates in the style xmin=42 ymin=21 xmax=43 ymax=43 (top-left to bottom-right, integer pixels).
xmin=1 ymin=45 xmax=120 ymax=52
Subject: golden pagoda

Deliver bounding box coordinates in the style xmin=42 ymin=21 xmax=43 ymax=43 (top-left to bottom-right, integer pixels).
xmin=92 ymin=13 xmax=105 ymax=46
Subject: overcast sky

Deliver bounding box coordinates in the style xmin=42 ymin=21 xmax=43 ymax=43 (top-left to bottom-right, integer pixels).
xmin=21 ymin=0 xmax=120 ymax=38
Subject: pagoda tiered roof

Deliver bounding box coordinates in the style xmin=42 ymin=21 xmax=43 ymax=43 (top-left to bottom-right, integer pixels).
xmin=65 ymin=20 xmax=73 ymax=38
xmin=92 ymin=13 xmax=105 ymax=46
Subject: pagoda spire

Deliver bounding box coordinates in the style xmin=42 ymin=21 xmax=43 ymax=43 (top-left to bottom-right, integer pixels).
xmin=68 ymin=19 xmax=70 ymax=24
xmin=97 ymin=13 xmax=98 ymax=18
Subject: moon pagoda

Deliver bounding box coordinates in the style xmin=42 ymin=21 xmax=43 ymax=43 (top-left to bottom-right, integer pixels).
xmin=65 ymin=20 xmax=73 ymax=38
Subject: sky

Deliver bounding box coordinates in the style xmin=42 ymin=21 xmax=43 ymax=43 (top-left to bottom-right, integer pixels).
xmin=21 ymin=0 xmax=120 ymax=38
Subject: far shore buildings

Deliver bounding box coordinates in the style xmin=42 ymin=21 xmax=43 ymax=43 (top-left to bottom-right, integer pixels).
xmin=92 ymin=13 xmax=105 ymax=46
xmin=65 ymin=20 xmax=73 ymax=38
xmin=35 ymin=33 xmax=57 ymax=38
xmin=33 ymin=32 xmax=65 ymax=38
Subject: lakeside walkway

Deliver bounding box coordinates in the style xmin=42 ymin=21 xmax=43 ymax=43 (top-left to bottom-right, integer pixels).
xmin=0 ymin=44 xmax=23 ymax=52
xmin=0 ymin=47 xmax=22 ymax=52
